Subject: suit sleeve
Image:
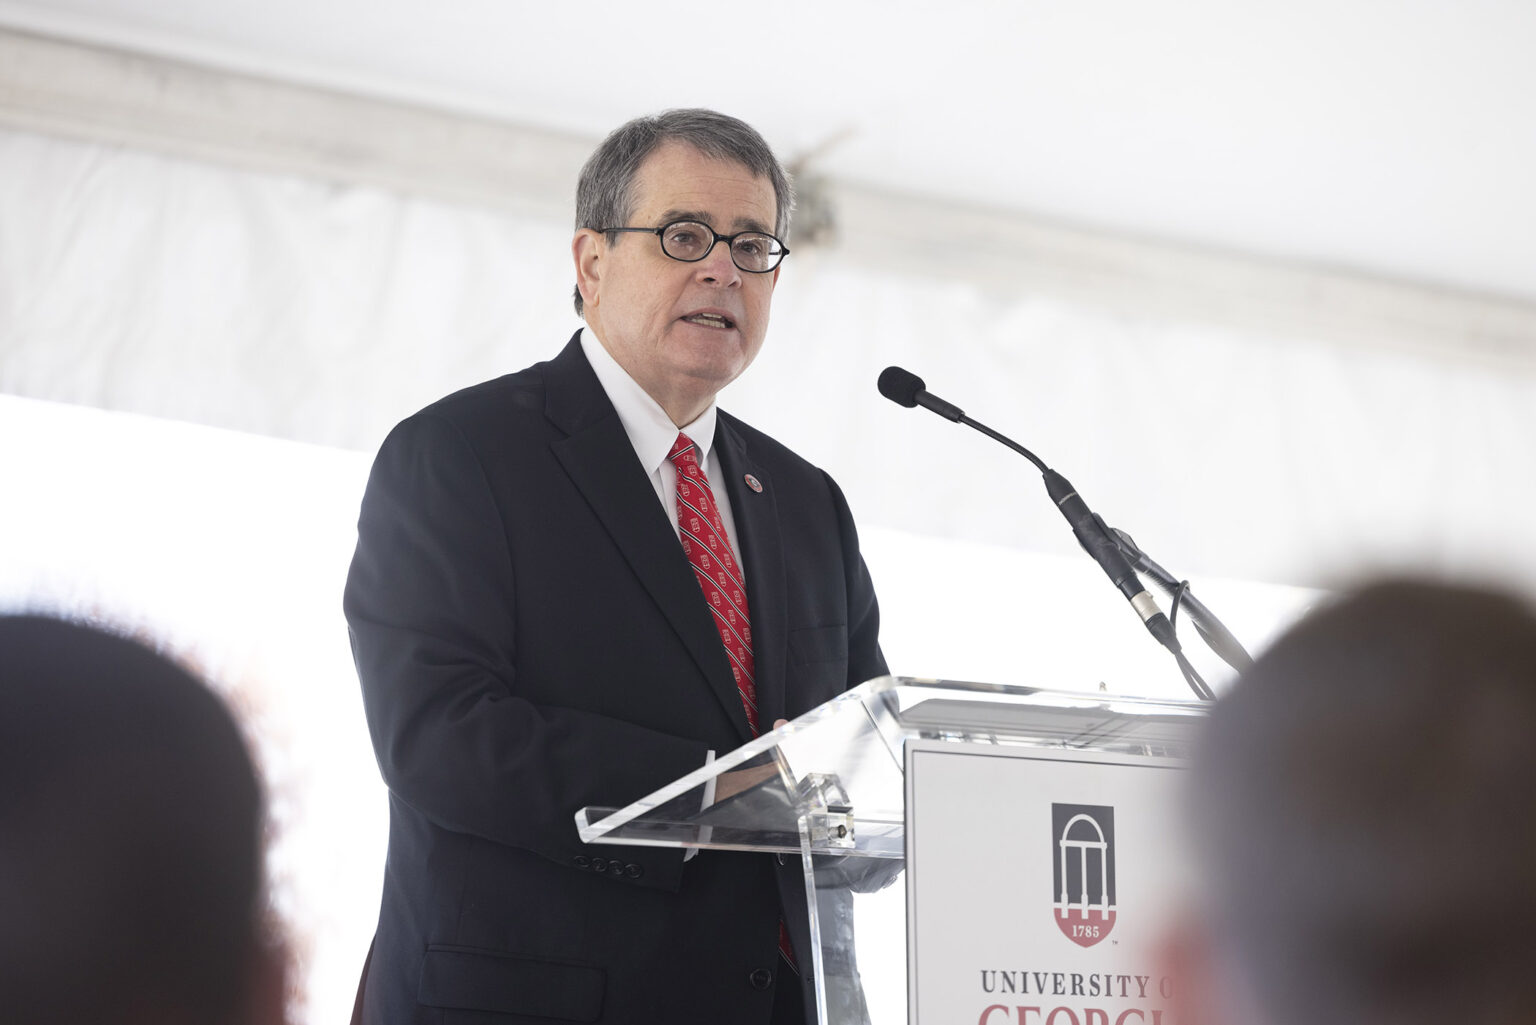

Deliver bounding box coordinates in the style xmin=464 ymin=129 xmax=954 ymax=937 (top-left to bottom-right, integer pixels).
xmin=344 ymin=412 xmax=705 ymax=888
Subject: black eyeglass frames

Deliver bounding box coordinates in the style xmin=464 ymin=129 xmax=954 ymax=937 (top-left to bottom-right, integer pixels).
xmin=597 ymin=220 xmax=789 ymax=273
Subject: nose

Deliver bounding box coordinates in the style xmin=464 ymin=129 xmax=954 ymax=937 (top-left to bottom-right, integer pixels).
xmin=694 ymin=238 xmax=742 ymax=286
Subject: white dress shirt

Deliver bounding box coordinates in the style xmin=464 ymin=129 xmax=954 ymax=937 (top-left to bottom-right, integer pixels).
xmin=579 ymin=329 xmax=746 ymax=578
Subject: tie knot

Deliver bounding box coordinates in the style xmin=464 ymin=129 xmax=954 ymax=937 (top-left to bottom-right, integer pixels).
xmin=667 ymin=432 xmax=698 ymax=468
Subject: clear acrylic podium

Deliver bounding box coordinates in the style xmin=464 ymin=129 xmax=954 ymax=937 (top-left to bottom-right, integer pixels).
xmin=576 ymin=676 xmax=1206 ymax=1025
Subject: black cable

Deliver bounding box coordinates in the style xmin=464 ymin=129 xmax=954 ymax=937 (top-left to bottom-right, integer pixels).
xmin=1107 ymin=525 xmax=1255 ymax=674
xmin=1170 ymin=580 xmax=1190 ymax=632
xmin=1176 ymin=649 xmax=1215 ymax=701
xmin=1166 ymin=580 xmax=1215 ymax=700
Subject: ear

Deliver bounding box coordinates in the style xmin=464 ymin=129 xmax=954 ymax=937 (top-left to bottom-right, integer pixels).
xmin=573 ymin=229 xmax=606 ymax=311
xmin=770 ymin=264 xmax=781 ymax=289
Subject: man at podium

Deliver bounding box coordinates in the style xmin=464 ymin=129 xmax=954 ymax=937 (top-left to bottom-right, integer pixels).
xmin=345 ymin=108 xmax=886 ymax=1025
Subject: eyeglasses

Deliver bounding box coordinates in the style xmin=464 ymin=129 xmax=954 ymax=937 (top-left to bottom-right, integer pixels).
xmin=599 ymin=219 xmax=789 ymax=273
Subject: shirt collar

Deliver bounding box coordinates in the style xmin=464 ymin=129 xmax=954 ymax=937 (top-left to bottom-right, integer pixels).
xmin=579 ymin=328 xmax=718 ymax=475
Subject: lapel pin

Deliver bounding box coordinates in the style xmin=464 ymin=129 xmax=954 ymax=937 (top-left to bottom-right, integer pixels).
xmin=743 ymin=473 xmax=763 ymax=493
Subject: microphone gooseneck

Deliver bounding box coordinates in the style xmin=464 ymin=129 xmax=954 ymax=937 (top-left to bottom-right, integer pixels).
xmin=878 ymin=365 xmax=1218 ymax=700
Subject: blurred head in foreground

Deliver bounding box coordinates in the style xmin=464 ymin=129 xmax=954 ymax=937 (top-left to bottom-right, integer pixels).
xmin=1170 ymin=579 xmax=1536 ymax=1025
xmin=0 ymin=615 xmax=285 ymax=1025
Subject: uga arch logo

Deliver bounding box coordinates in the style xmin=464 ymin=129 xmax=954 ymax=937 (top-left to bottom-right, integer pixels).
xmin=1051 ymin=803 xmax=1117 ymax=948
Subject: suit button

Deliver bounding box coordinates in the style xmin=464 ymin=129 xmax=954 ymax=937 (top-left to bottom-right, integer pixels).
xmin=591 ymin=857 xmax=607 ymax=873
xmin=749 ymin=968 xmax=773 ymax=990
xmin=625 ymin=863 xmax=643 ymax=878
xmin=573 ymin=855 xmax=589 ymax=869
xmin=608 ymin=860 xmax=624 ymax=876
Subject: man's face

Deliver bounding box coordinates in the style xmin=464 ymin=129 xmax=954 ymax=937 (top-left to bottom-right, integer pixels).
xmin=574 ymin=140 xmax=780 ymax=425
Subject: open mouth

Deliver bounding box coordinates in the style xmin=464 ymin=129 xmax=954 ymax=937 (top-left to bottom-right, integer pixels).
xmin=681 ymin=312 xmax=735 ymax=330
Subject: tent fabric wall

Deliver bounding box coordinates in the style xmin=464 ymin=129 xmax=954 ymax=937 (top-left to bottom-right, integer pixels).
xmin=3 ymin=125 xmax=1534 ymax=589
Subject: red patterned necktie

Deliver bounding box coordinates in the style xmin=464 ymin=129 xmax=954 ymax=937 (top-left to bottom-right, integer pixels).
xmin=668 ymin=431 xmax=758 ymax=733
xmin=669 ymin=432 xmax=798 ymax=972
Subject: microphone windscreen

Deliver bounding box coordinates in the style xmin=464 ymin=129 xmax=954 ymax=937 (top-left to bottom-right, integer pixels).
xmin=878 ymin=366 xmax=925 ymax=407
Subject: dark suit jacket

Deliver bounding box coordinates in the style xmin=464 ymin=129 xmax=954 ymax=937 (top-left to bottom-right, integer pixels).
xmin=345 ymin=334 xmax=886 ymax=1024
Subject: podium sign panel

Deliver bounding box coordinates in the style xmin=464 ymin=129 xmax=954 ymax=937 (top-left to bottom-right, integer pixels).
xmin=906 ymin=743 xmax=1186 ymax=1025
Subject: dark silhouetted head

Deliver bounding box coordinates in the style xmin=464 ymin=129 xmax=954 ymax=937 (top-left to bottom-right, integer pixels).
xmin=0 ymin=615 xmax=281 ymax=1025
xmin=1181 ymin=580 xmax=1536 ymax=1025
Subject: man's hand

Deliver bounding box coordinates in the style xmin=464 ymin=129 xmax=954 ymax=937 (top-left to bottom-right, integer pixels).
xmin=711 ymin=719 xmax=790 ymax=802
xmin=713 ymin=763 xmax=779 ymax=802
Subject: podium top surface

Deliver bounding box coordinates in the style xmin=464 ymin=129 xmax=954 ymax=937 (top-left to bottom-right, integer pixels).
xmin=576 ymin=676 xmax=1207 ymax=857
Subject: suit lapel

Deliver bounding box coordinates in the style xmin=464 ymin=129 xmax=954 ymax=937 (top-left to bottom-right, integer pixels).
xmin=715 ymin=415 xmax=789 ymax=729
xmin=543 ymin=336 xmax=755 ymax=743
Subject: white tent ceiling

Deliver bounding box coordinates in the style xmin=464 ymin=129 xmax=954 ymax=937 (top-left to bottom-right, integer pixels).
xmin=4 ymin=0 xmax=1535 ymax=304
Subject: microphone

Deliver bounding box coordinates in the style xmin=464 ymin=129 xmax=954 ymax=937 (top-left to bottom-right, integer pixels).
xmin=877 ymin=367 xmax=964 ymax=422
xmin=878 ymin=365 xmax=1181 ymax=657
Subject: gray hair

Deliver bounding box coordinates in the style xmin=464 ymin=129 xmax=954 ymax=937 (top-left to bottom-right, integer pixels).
xmin=572 ymin=108 xmax=794 ymax=316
